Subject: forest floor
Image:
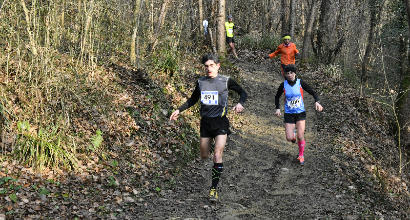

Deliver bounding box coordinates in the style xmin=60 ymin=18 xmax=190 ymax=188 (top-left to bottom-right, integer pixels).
xmin=3 ymin=50 xmax=408 ymax=219
xmin=139 ymin=51 xmax=409 ymax=219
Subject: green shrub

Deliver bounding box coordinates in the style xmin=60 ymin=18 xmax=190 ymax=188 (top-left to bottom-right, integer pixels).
xmin=152 ymin=47 xmax=180 ymax=76
xmin=14 ymin=121 xmax=78 ymax=170
xmin=89 ymin=129 xmax=104 ymax=152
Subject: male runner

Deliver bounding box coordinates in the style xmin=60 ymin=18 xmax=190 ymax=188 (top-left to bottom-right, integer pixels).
xmin=225 ymin=15 xmax=239 ymax=59
xmin=266 ymin=34 xmax=300 ymax=77
xmin=170 ymin=54 xmax=247 ymax=200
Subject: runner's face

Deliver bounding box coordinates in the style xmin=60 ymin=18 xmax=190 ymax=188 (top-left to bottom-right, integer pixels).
xmin=203 ymin=60 xmax=220 ymax=78
xmin=285 ymin=71 xmax=296 ymax=81
xmin=283 ymin=39 xmax=290 ymax=44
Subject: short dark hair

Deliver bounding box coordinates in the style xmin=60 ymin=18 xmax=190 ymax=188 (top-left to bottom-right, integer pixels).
xmin=284 ymin=64 xmax=297 ymax=73
xmin=201 ymin=54 xmax=220 ymax=64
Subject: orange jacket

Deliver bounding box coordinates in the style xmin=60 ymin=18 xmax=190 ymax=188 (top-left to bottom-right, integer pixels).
xmin=268 ymin=42 xmax=299 ymax=65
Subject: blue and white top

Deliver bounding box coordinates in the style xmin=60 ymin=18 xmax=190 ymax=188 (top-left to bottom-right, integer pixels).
xmin=284 ymin=79 xmax=305 ymax=114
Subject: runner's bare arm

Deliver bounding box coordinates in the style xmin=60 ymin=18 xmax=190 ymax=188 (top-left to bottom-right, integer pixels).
xmin=170 ymin=82 xmax=200 ymax=121
xmin=169 ymin=110 xmax=180 ymax=121
xmin=275 ymin=109 xmax=281 ymax=117
xmin=315 ymin=102 xmax=323 ymax=112
xmin=233 ymin=103 xmax=244 ymax=113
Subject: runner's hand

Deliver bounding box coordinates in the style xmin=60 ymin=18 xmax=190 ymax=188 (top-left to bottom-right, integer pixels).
xmin=315 ymin=102 xmax=323 ymax=112
xmin=275 ymin=109 xmax=281 ymax=117
xmin=169 ymin=110 xmax=180 ymax=121
xmin=233 ymin=103 xmax=244 ymax=113
xmin=264 ymin=55 xmax=270 ymax=60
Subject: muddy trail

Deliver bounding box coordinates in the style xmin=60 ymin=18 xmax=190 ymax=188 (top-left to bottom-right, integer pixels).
xmin=141 ymin=53 xmax=403 ymax=219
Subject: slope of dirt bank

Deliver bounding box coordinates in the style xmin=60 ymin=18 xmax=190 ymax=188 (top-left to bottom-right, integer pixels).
xmin=139 ymin=51 xmax=409 ymax=219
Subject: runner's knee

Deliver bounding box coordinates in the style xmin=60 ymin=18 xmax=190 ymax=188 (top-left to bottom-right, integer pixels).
xmin=213 ymin=150 xmax=223 ymax=161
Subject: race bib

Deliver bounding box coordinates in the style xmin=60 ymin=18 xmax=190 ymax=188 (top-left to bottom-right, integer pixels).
xmin=286 ymin=97 xmax=302 ymax=109
xmin=201 ymin=91 xmax=218 ymax=105
xmin=228 ymin=29 xmax=233 ymax=34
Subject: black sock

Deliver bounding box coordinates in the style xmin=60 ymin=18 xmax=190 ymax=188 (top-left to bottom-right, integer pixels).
xmin=211 ymin=163 xmax=223 ymax=189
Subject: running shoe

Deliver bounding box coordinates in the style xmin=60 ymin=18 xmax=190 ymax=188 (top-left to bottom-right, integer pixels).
xmin=209 ymin=188 xmax=218 ymax=201
xmin=297 ymin=156 xmax=304 ymax=166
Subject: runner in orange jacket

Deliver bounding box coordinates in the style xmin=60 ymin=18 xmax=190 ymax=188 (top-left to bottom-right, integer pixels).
xmin=266 ymin=34 xmax=300 ymax=77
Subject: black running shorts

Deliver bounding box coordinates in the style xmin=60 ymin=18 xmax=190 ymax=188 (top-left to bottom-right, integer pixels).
xmin=284 ymin=112 xmax=306 ymax=124
xmin=200 ymin=116 xmax=231 ymax=138
xmin=226 ymin=37 xmax=235 ymax=44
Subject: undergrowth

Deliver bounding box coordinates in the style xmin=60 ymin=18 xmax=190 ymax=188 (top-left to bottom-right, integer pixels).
xmin=237 ymin=32 xmax=280 ymax=51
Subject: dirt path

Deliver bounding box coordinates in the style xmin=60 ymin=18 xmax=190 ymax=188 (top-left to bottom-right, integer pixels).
xmin=141 ymin=54 xmax=400 ymax=219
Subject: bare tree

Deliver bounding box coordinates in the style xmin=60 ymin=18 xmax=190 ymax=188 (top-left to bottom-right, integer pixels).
xmin=281 ymin=0 xmax=290 ymax=35
xmin=131 ymin=0 xmax=143 ymax=66
xmin=199 ymin=0 xmax=204 ymax=35
xmin=289 ymin=0 xmax=296 ymax=37
xmin=361 ymin=0 xmax=386 ymax=91
xmin=20 ymin=0 xmax=38 ymax=56
xmin=397 ymin=0 xmax=410 ymax=154
xmin=406 ymin=0 xmax=410 ymax=39
xmin=302 ymin=0 xmax=320 ymax=61
xmin=217 ymin=0 xmax=226 ymax=55
xmin=313 ymin=0 xmax=345 ymax=64
xmin=151 ymin=0 xmax=172 ymax=51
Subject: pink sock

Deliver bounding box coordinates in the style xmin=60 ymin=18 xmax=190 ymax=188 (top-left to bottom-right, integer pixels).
xmin=298 ymin=140 xmax=305 ymax=157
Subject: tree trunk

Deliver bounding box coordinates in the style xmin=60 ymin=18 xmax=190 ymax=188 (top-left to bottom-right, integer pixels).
xmin=217 ymin=0 xmax=226 ymax=55
xmin=151 ymin=0 xmax=171 ymax=51
xmin=314 ymin=0 xmax=345 ymax=64
xmin=199 ymin=0 xmax=204 ymax=35
xmin=361 ymin=0 xmax=385 ymax=90
xmin=301 ymin=0 xmax=319 ymax=61
xmin=20 ymin=0 xmax=38 ymax=56
xmin=189 ymin=0 xmax=196 ymax=40
xmin=262 ymin=0 xmax=268 ymax=36
xmin=316 ymin=0 xmax=330 ymax=60
xmin=397 ymin=0 xmax=410 ymax=154
xmin=208 ymin=27 xmax=217 ymax=54
xmin=281 ymin=0 xmax=290 ymax=35
xmin=210 ymin=0 xmax=216 ymax=28
xmin=130 ymin=0 xmax=142 ymax=66
xmin=406 ymin=0 xmax=410 ymax=39
xmin=289 ymin=0 xmax=295 ymax=37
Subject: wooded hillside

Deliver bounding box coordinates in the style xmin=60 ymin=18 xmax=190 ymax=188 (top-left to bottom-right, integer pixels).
xmin=0 ymin=0 xmax=408 ymax=218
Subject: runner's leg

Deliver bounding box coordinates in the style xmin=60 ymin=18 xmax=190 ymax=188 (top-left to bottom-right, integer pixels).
xmin=230 ymin=42 xmax=238 ymax=58
xmin=295 ymin=120 xmax=305 ymax=142
xmin=200 ymin=137 xmax=211 ymax=159
xmin=211 ymin=134 xmax=227 ymax=190
xmin=280 ymin=64 xmax=286 ymax=78
xmin=296 ymin=120 xmax=306 ymax=163
xmin=284 ymin=123 xmax=296 ymax=142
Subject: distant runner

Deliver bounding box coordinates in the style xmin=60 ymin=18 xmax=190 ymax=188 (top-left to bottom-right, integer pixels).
xmin=225 ymin=15 xmax=238 ymax=59
xmin=203 ymin=19 xmax=208 ymax=36
xmin=266 ymin=34 xmax=300 ymax=78
xmin=274 ymin=64 xmax=323 ymax=165
xmin=170 ymin=54 xmax=247 ymax=201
